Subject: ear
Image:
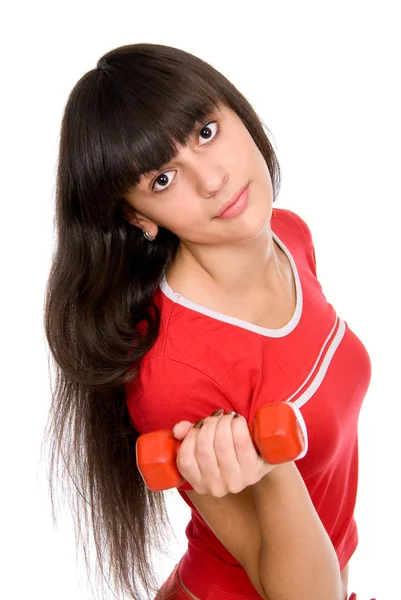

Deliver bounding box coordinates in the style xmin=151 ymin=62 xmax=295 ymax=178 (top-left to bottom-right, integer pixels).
xmin=122 ymin=201 xmax=159 ymax=237
xmin=122 ymin=202 xmax=142 ymax=228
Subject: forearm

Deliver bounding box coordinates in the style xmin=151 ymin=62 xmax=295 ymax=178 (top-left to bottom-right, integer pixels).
xmin=251 ymin=462 xmax=342 ymax=600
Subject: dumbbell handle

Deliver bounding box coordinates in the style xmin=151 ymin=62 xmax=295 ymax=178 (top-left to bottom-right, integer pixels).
xmin=136 ymin=402 xmax=308 ymax=492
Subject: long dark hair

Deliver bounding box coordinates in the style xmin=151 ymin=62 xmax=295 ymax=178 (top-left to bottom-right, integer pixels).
xmin=42 ymin=43 xmax=282 ymax=600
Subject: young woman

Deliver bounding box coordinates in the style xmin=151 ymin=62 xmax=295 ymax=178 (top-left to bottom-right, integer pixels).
xmin=43 ymin=43 xmax=375 ymax=600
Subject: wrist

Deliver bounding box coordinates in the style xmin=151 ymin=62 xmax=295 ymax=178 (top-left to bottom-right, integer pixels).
xmin=256 ymin=460 xmax=297 ymax=484
xmin=252 ymin=461 xmax=307 ymax=501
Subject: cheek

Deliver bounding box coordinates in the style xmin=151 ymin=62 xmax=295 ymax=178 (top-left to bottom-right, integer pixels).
xmin=156 ymin=198 xmax=200 ymax=234
xmin=251 ymin=143 xmax=272 ymax=184
xmin=250 ymin=138 xmax=265 ymax=164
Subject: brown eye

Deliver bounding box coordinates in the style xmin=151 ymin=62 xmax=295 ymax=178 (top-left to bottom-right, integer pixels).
xmin=198 ymin=121 xmax=219 ymax=145
xmin=152 ymin=170 xmax=175 ymax=193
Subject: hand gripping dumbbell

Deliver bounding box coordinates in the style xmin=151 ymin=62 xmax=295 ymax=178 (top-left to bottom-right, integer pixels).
xmin=136 ymin=401 xmax=308 ymax=492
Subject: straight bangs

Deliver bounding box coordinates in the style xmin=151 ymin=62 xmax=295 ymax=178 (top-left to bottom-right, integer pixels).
xmin=64 ymin=45 xmax=226 ymax=226
xmin=120 ymin=89 xmax=223 ymax=187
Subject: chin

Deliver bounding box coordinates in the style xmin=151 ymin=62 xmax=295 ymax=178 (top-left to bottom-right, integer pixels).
xmin=243 ymin=199 xmax=271 ymax=228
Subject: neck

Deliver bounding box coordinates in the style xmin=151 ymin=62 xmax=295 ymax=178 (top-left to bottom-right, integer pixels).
xmin=167 ymin=225 xmax=287 ymax=300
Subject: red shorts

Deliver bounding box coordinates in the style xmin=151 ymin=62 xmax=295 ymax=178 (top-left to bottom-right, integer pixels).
xmin=154 ymin=561 xmax=376 ymax=600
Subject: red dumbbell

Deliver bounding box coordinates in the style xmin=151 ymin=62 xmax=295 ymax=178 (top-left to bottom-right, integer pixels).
xmin=136 ymin=401 xmax=308 ymax=492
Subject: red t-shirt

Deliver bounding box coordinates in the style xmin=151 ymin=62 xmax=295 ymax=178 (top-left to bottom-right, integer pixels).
xmin=125 ymin=207 xmax=372 ymax=598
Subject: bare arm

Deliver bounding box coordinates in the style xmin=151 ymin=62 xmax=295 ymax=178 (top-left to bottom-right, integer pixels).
xmin=175 ymin=412 xmax=342 ymax=599
xmin=251 ymin=461 xmax=342 ymax=600
xmin=185 ymin=486 xmax=267 ymax=598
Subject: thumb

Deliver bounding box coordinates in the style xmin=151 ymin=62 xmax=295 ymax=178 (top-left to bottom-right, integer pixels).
xmin=172 ymin=420 xmax=194 ymax=440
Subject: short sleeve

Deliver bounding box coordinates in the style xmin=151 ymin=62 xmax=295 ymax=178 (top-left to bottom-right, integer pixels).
xmin=300 ymin=216 xmax=318 ymax=277
xmin=125 ymin=356 xmax=236 ymax=492
xmin=278 ymin=208 xmax=318 ymax=278
xmin=296 ymin=213 xmax=318 ymax=277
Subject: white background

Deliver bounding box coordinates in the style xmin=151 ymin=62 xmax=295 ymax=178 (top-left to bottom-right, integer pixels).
xmin=1 ymin=1 xmax=399 ymax=599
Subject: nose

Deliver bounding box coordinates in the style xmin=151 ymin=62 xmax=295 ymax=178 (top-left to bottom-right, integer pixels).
xmin=192 ymin=157 xmax=229 ymax=198
xmin=175 ymin=142 xmax=230 ymax=197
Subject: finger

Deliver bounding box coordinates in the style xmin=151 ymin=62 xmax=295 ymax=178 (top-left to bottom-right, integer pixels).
xmin=175 ymin=421 xmax=204 ymax=486
xmin=172 ymin=421 xmax=194 ymax=440
xmin=231 ymin=415 xmax=266 ymax=477
xmin=194 ymin=413 xmax=241 ymax=494
xmin=193 ymin=413 xmax=226 ymax=489
xmin=212 ymin=414 xmax=243 ymax=486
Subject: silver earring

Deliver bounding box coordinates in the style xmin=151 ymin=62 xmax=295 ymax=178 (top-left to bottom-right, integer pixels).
xmin=143 ymin=230 xmax=156 ymax=241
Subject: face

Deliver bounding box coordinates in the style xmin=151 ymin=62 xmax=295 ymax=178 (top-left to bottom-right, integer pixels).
xmin=123 ymin=103 xmax=274 ymax=245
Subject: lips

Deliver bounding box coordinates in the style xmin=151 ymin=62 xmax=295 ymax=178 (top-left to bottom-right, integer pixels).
xmin=216 ymin=184 xmax=249 ymax=218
